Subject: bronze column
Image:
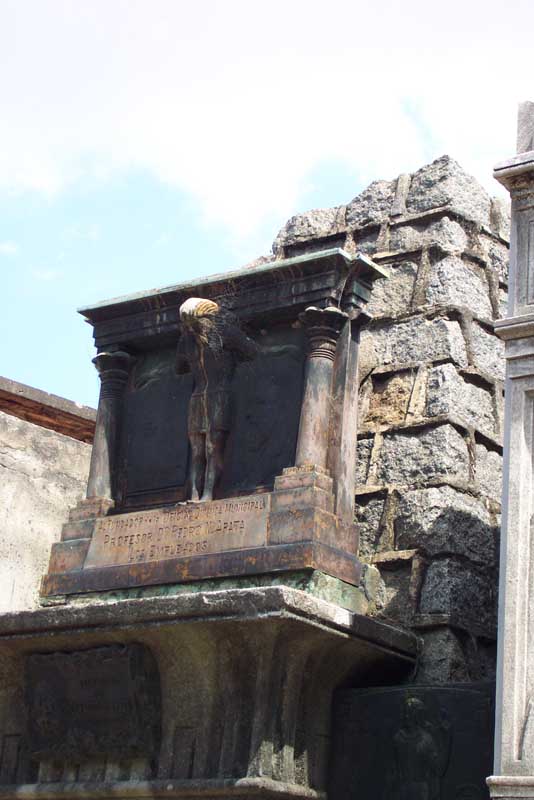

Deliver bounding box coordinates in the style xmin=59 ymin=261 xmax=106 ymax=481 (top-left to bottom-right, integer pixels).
xmin=295 ymin=306 xmax=348 ymax=470
xmin=86 ymin=349 xmax=134 ymax=502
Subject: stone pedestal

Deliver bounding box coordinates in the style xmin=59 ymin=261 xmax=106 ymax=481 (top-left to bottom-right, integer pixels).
xmin=0 ymin=586 xmax=417 ymax=800
xmin=488 ymin=102 xmax=534 ymax=800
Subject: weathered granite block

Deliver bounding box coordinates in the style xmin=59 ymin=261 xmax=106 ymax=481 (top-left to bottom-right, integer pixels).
xmin=359 ymin=316 xmax=468 ymax=373
xmin=273 ymin=206 xmax=346 ymax=251
xmin=363 ymin=370 xmax=416 ymax=428
xmin=475 ymin=442 xmax=503 ymax=503
xmin=395 ymin=486 xmax=498 ymax=566
xmin=386 ymin=217 xmax=471 ymax=255
xmin=375 ymin=424 xmax=469 ymax=486
xmin=470 ymin=321 xmax=505 ymax=379
xmin=355 ymin=493 xmax=386 ymax=560
xmin=490 ymin=196 xmax=511 ymax=240
xmin=355 ymin=437 xmax=374 ymax=486
xmin=425 ymin=256 xmax=492 ymax=318
xmin=424 ymin=217 xmax=469 ymax=254
xmin=419 ymin=558 xmax=496 ymax=630
xmin=499 ymin=287 xmax=508 ymax=319
xmin=485 ymin=237 xmax=509 ymax=285
xmin=375 ymin=561 xmax=413 ymax=624
xmin=406 ymin=156 xmax=493 ymax=228
xmin=365 ymin=260 xmax=418 ymax=318
xmin=387 ymin=224 xmax=425 ymax=252
xmin=426 ymin=363 xmax=496 ymax=436
xmin=345 ymin=179 xmax=396 ymax=228
xmin=353 ymin=230 xmax=380 ymax=254
xmin=416 ymin=628 xmax=469 ymax=684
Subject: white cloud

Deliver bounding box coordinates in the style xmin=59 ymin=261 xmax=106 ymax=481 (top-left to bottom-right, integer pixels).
xmin=31 ymin=268 xmax=61 ymax=282
xmin=64 ymin=223 xmax=100 ymax=242
xmin=0 ymin=0 xmax=532 ymax=254
xmin=154 ymin=232 xmax=171 ymax=248
xmin=0 ymin=241 xmax=18 ymax=256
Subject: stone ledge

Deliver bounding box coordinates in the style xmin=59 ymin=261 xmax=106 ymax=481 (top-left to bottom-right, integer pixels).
xmin=494 ymin=150 xmax=534 ymax=185
xmin=356 ymin=477 xmax=482 ymax=496
xmin=368 ymin=360 xmax=502 ymax=389
xmin=47 ymin=570 xmax=371 ymax=614
xmin=0 ymin=586 xmax=419 ymax=660
xmin=372 ymin=549 xmax=418 ymax=565
xmin=495 ymin=314 xmax=534 ymax=341
xmin=488 ymin=775 xmax=534 ymax=799
xmin=0 ymin=376 xmax=95 ymax=443
xmin=364 ymin=303 xmax=499 ymax=331
xmin=0 ymin=777 xmax=325 ymax=800
xmin=358 ymin=412 xmax=503 ymax=450
xmin=413 ymin=612 xmax=497 ymax=641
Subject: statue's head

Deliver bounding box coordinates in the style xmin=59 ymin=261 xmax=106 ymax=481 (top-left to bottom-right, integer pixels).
xmin=403 ymin=696 xmax=426 ymax=728
xmin=179 ymin=297 xmax=220 ymax=346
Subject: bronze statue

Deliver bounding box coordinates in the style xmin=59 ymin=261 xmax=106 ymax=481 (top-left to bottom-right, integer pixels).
xmin=176 ymin=298 xmax=258 ymax=502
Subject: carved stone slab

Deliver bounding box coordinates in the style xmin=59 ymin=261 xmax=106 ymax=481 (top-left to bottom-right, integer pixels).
xmin=329 ymin=685 xmax=494 ymax=800
xmin=84 ymin=496 xmax=270 ymax=569
xmin=25 ymin=644 xmax=161 ymax=761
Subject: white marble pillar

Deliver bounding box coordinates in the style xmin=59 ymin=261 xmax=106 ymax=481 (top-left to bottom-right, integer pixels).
xmin=488 ymin=102 xmax=534 ymax=800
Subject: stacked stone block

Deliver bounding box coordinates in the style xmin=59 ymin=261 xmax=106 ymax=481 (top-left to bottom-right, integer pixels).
xmin=273 ymin=155 xmax=509 ymax=683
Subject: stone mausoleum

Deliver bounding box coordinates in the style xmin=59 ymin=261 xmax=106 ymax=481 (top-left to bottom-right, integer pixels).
xmin=0 ymin=152 xmax=509 ymax=799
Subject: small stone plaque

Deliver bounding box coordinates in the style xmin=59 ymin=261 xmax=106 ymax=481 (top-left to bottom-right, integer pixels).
xmin=26 ymin=644 xmax=161 ymax=761
xmin=84 ymin=495 xmax=270 ymax=569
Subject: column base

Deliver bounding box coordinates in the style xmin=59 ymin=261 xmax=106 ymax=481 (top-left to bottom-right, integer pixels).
xmin=488 ymin=776 xmax=534 ymax=799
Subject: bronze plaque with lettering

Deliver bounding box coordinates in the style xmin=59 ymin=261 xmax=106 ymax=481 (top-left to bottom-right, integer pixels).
xmin=84 ymin=495 xmax=270 ymax=569
xmin=26 ymin=644 xmax=161 ymax=760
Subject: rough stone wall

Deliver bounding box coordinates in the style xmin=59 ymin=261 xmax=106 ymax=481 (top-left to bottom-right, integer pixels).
xmin=0 ymin=410 xmax=92 ymax=613
xmin=274 ymin=155 xmax=509 ymax=684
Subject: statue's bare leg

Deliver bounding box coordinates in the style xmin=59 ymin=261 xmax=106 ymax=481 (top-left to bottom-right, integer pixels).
xmin=202 ymin=430 xmax=227 ymax=502
xmin=189 ymin=433 xmax=206 ymax=502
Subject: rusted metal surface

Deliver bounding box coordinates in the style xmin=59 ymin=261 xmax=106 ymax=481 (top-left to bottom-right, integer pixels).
xmin=41 ymin=541 xmax=361 ymax=597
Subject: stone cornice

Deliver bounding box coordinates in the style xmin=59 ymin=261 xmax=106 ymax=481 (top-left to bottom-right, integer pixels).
xmin=494 ymin=151 xmax=534 ymax=188
xmin=494 ymin=314 xmax=534 ymax=341
xmin=79 ymin=249 xmax=387 ymax=324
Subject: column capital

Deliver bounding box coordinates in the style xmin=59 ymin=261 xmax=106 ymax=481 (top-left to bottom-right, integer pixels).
xmin=92 ymin=350 xmax=135 ymax=378
xmin=494 ymin=147 xmax=534 ymax=196
xmin=299 ymin=306 xmax=348 ymax=361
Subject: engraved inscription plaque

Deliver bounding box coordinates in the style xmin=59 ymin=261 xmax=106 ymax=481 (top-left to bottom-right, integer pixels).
xmin=26 ymin=644 xmax=161 ymax=761
xmin=84 ymin=495 xmax=270 ymax=569
xmin=329 ymin=685 xmax=494 ymax=800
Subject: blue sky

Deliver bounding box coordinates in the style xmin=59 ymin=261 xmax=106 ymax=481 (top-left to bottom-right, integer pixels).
xmin=0 ymin=162 xmax=366 ymax=406
xmin=1 ymin=0 xmax=533 ymax=407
